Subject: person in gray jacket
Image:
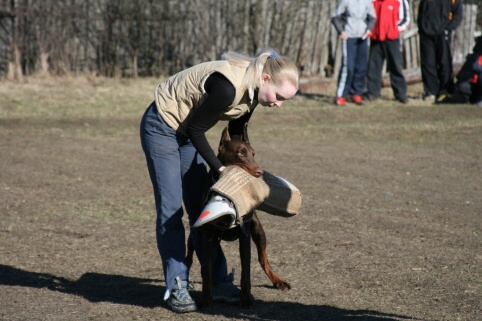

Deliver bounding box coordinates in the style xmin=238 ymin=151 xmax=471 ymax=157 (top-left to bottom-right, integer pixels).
xmin=332 ymin=0 xmax=376 ymax=106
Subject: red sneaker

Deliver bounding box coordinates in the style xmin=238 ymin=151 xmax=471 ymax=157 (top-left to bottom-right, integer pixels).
xmin=352 ymin=95 xmax=363 ymax=105
xmin=335 ymin=97 xmax=346 ymax=106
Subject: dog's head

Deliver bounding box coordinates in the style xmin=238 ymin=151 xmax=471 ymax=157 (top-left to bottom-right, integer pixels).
xmin=218 ymin=125 xmax=263 ymax=178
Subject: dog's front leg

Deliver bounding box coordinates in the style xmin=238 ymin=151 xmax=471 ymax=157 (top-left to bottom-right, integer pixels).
xmin=239 ymin=223 xmax=254 ymax=307
xmin=250 ymin=213 xmax=291 ymax=290
xmin=200 ymin=226 xmax=214 ymax=309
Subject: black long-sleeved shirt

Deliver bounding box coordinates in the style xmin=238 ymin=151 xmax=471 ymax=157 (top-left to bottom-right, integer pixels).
xmin=186 ymin=72 xmax=255 ymax=172
xmin=417 ymin=0 xmax=463 ymax=36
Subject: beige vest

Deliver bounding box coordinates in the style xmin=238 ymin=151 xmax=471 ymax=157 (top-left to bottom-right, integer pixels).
xmin=154 ymin=60 xmax=258 ymax=136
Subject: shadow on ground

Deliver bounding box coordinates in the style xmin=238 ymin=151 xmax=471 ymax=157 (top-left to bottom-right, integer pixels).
xmin=1 ymin=264 xmax=419 ymax=321
xmin=0 ymin=264 xmax=161 ymax=308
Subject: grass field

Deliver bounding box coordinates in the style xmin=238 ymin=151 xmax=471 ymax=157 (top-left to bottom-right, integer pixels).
xmin=1 ymin=76 xmax=481 ymax=321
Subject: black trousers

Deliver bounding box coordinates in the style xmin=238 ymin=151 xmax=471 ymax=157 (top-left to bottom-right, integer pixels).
xmin=366 ymin=38 xmax=407 ymax=100
xmin=419 ymin=32 xmax=454 ymax=96
xmin=458 ymin=77 xmax=482 ymax=103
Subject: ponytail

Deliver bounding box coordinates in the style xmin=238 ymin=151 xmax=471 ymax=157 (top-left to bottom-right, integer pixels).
xmin=222 ymin=48 xmax=299 ymax=101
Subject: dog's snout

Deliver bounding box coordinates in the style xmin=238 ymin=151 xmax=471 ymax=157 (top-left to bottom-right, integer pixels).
xmin=254 ymin=168 xmax=264 ymax=178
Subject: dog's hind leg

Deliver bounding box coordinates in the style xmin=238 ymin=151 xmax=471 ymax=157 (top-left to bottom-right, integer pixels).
xmin=250 ymin=212 xmax=291 ymax=291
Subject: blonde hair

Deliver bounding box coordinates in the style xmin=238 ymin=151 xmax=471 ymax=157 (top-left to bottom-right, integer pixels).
xmin=221 ymin=48 xmax=299 ymax=100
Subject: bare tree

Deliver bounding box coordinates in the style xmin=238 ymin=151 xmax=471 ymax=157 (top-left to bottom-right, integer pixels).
xmin=0 ymin=0 xmax=479 ymax=79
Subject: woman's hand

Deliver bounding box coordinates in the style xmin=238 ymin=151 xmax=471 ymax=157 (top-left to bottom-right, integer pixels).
xmin=218 ymin=166 xmax=226 ymax=174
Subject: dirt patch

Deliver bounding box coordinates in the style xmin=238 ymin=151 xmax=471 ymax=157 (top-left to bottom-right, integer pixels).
xmin=1 ymin=79 xmax=481 ymax=321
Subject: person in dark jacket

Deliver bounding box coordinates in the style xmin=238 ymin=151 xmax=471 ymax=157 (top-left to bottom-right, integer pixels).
xmin=443 ymin=36 xmax=482 ymax=106
xmin=458 ymin=55 xmax=482 ymax=106
xmin=366 ymin=0 xmax=410 ymax=103
xmin=417 ymin=0 xmax=463 ymax=103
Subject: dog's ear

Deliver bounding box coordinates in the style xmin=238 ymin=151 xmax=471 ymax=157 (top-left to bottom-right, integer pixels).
xmin=219 ymin=126 xmax=231 ymax=151
xmin=242 ymin=123 xmax=250 ymax=143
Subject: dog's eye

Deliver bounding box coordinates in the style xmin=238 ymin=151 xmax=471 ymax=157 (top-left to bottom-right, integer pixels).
xmin=238 ymin=148 xmax=248 ymax=157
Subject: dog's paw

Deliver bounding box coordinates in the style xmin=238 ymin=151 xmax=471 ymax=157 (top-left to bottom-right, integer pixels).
xmin=274 ymin=280 xmax=291 ymax=291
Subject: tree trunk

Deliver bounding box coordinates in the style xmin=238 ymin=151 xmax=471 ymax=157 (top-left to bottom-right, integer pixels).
xmin=133 ymin=49 xmax=139 ymax=78
xmin=8 ymin=44 xmax=23 ymax=81
xmin=39 ymin=51 xmax=49 ymax=75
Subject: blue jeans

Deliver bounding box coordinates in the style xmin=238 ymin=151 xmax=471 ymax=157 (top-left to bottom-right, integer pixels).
xmin=140 ymin=102 xmax=228 ymax=293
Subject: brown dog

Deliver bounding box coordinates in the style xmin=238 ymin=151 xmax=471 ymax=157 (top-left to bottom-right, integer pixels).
xmin=186 ymin=126 xmax=290 ymax=309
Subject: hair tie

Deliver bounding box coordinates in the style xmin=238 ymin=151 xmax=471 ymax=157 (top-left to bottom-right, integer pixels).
xmin=268 ymin=51 xmax=279 ymax=59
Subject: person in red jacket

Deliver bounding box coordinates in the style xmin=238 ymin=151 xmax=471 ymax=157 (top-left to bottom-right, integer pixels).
xmin=365 ymin=0 xmax=410 ymax=103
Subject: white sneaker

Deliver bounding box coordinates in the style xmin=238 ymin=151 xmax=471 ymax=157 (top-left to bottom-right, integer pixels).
xmin=423 ymin=94 xmax=436 ymax=103
xmin=192 ymin=195 xmax=237 ymax=230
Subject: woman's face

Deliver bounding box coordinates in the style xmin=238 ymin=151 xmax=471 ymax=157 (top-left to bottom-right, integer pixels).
xmin=257 ymin=74 xmax=298 ymax=107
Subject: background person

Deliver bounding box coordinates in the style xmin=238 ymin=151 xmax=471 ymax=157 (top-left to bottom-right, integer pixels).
xmin=366 ymin=0 xmax=410 ymax=104
xmin=331 ymin=0 xmax=376 ymax=106
xmin=457 ymin=55 xmax=482 ymax=106
xmin=417 ymin=0 xmax=464 ymax=103
xmin=139 ymin=49 xmax=299 ymax=313
xmin=444 ymin=36 xmax=482 ymax=106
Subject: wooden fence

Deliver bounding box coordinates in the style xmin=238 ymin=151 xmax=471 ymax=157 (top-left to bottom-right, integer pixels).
xmin=0 ymin=0 xmax=479 ymax=83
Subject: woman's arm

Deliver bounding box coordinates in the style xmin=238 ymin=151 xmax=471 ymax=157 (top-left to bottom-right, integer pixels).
xmin=186 ymin=72 xmax=235 ymax=172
